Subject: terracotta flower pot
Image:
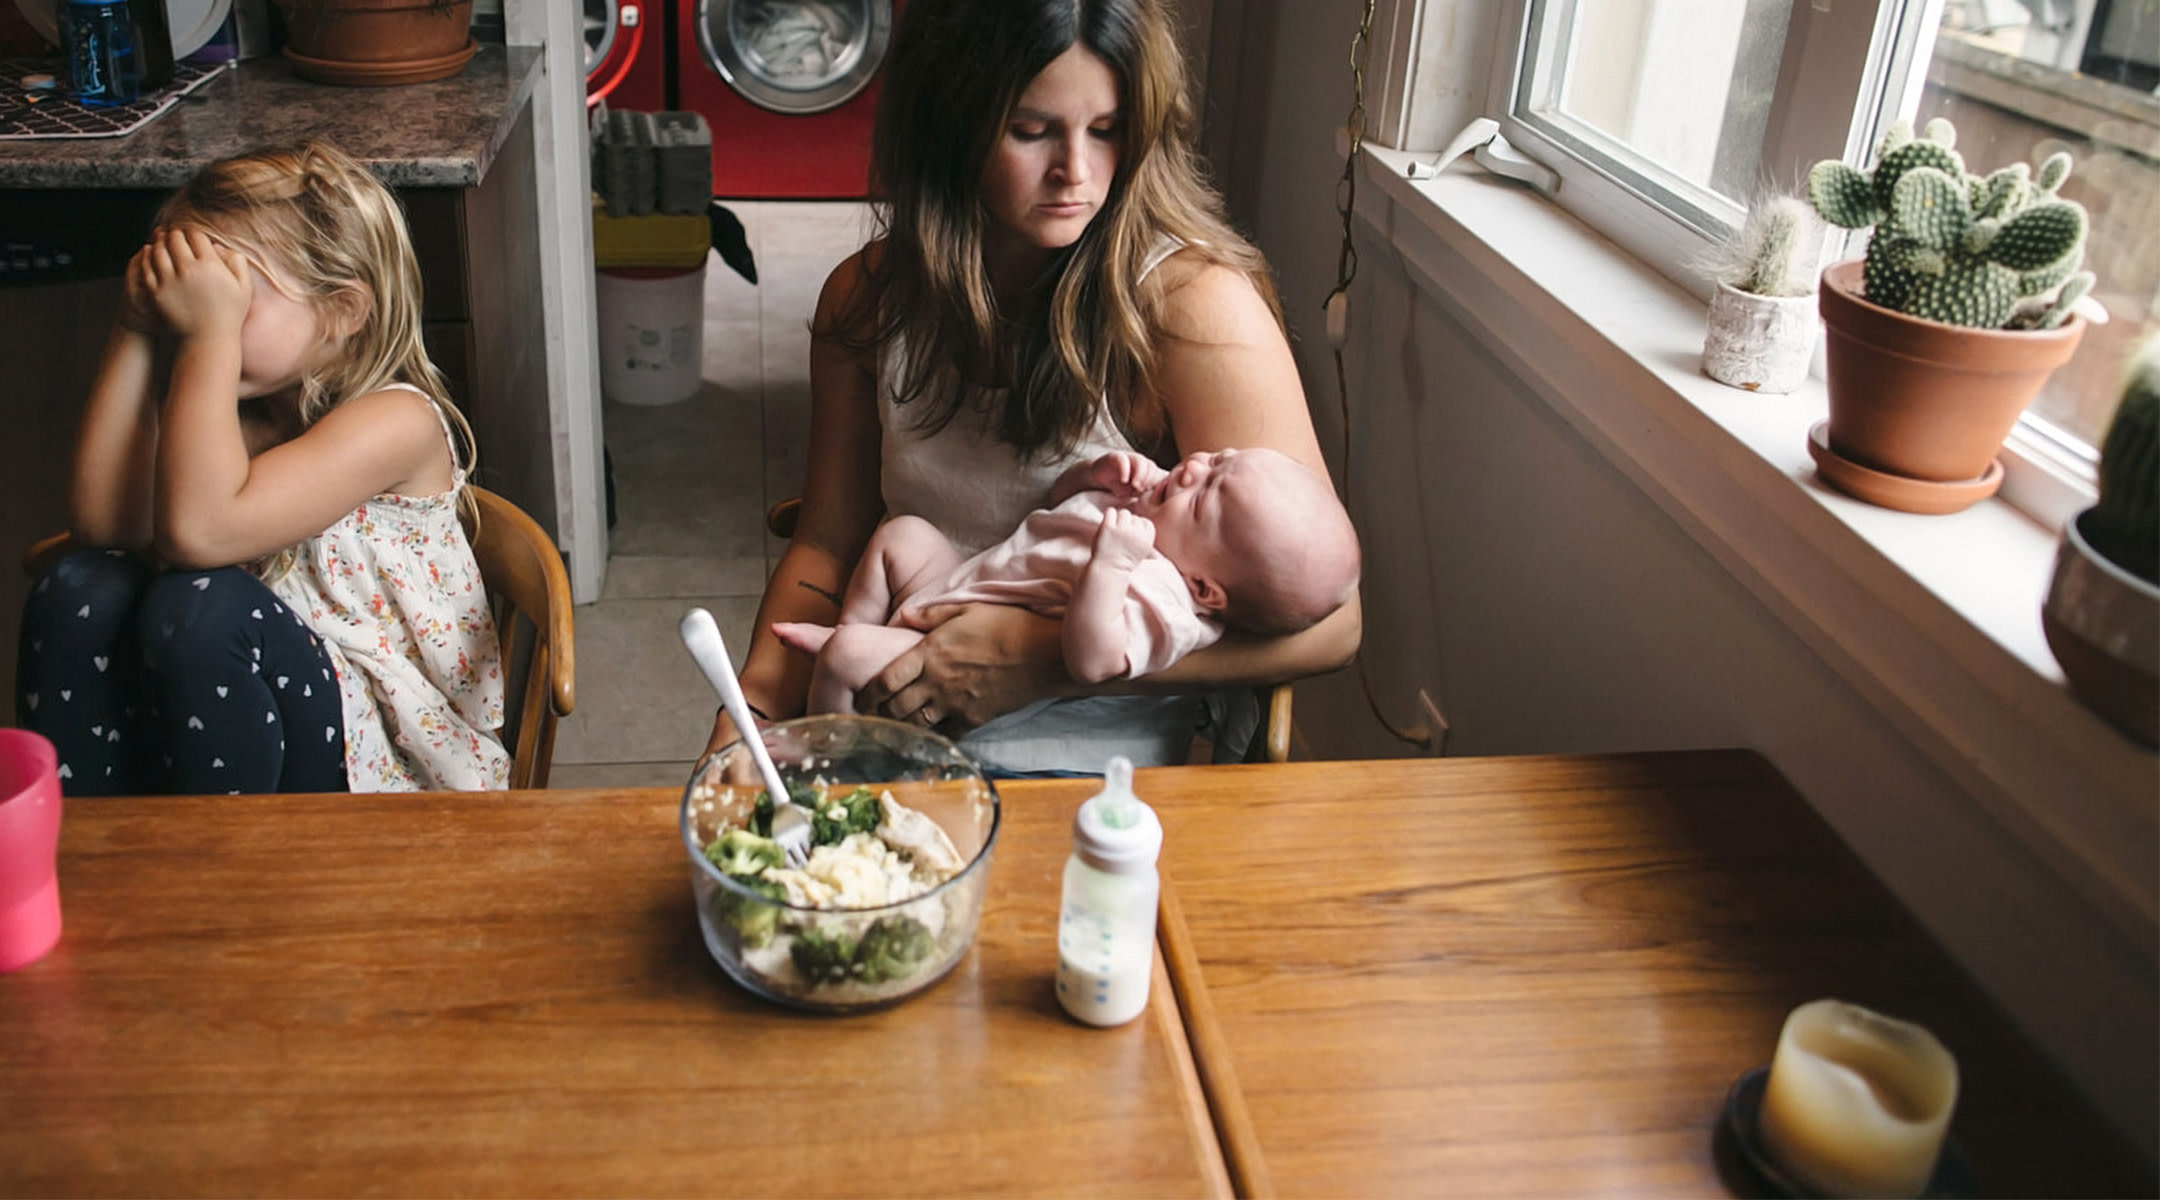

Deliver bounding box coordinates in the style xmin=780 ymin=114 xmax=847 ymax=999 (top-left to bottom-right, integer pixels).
xmin=277 ymin=0 xmax=476 ymax=86
xmin=2043 ymin=509 xmax=2159 ymax=746
xmin=1816 ymin=260 xmax=2084 ymax=507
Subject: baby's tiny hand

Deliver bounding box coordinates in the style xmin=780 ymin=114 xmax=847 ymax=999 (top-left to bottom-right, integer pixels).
xmin=1092 ymin=507 xmax=1156 ymax=571
xmin=1090 ymin=450 xmax=1166 ymax=501
xmin=144 ymin=227 xmax=251 ymax=339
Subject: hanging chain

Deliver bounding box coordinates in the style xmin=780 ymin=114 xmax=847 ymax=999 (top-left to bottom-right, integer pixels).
xmin=1326 ymin=0 xmax=1434 ymax=752
xmin=1326 ymin=0 xmax=1377 ymax=316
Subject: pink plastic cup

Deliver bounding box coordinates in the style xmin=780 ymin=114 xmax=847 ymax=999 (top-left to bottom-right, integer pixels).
xmin=0 ymin=728 xmax=63 ymax=972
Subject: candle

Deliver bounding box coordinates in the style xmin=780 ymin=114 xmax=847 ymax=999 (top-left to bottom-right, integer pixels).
xmin=1757 ymin=999 xmax=1960 ymax=1198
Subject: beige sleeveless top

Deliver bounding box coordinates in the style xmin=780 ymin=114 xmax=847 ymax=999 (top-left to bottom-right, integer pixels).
xmin=874 ymin=240 xmax=1210 ymax=772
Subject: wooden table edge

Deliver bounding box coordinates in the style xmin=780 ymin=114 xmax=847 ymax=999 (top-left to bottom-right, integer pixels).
xmin=1159 ymin=873 xmax=1274 ymax=1199
xmin=1148 ymin=940 xmax=1237 ymax=1200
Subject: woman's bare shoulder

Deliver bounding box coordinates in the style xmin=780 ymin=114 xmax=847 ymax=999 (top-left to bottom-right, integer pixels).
xmin=1149 ymin=250 xmax=1279 ymax=345
xmin=813 ymin=242 xmax=883 ymax=336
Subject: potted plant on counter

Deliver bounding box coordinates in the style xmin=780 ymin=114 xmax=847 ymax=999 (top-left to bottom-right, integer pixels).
xmin=2042 ymin=339 xmax=2158 ymax=746
xmin=1701 ymin=194 xmax=1823 ymax=395
xmin=1805 ymin=118 xmax=2093 ymax=514
xmin=274 ymin=0 xmax=476 ymax=86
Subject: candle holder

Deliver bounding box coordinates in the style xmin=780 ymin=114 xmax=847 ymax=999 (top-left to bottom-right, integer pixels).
xmin=1718 ymin=1067 xmax=1977 ymax=1199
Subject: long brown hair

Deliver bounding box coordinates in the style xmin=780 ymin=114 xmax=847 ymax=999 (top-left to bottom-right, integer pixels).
xmin=848 ymin=0 xmax=1280 ymax=459
xmin=155 ymin=140 xmax=479 ymax=520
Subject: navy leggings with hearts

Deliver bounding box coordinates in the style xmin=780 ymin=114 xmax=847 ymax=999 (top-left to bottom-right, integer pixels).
xmin=14 ymin=550 xmax=347 ymax=796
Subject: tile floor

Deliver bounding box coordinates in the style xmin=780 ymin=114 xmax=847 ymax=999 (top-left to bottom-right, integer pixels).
xmin=548 ymin=200 xmax=877 ymax=790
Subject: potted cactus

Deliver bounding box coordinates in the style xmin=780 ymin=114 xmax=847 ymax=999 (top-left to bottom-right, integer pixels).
xmin=1805 ymin=118 xmax=2091 ymax=513
xmin=1701 ymin=194 xmax=1822 ymax=394
xmin=2042 ymin=339 xmax=2158 ymax=746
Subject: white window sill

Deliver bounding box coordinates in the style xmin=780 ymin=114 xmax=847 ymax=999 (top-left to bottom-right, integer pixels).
xmin=1353 ymin=141 xmax=2155 ymax=949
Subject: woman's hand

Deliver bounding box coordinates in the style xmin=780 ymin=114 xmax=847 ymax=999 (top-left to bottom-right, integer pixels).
xmin=856 ymin=603 xmax=1068 ymax=730
xmin=143 ymin=227 xmax=251 ymax=340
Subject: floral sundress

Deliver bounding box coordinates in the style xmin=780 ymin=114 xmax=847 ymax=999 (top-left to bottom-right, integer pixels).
xmin=268 ymin=385 xmax=509 ymax=791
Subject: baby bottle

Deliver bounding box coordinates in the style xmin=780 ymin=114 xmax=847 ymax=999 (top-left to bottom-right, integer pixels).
xmin=1055 ymin=756 xmax=1163 ymax=1027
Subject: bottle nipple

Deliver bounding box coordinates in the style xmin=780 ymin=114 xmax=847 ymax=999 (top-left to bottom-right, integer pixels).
xmin=1073 ymin=756 xmax=1162 ymax=874
xmin=1094 ymin=755 xmax=1141 ymax=828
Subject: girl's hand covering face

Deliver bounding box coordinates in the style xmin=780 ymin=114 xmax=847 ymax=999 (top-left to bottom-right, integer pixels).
xmin=119 ymin=237 xmax=167 ymax=336
xmin=143 ymin=226 xmax=252 ymax=339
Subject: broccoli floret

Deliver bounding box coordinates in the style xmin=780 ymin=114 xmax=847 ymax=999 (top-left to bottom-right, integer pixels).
xmin=704 ymin=828 xmax=786 ymax=878
xmin=709 ymin=874 xmax=787 ymax=949
xmin=749 ymin=781 xmax=821 ymax=837
xmin=786 ymin=917 xmax=935 ymax=988
xmin=703 ymin=830 xmax=789 ymax=949
xmin=811 ymin=785 xmax=882 ymax=846
xmin=853 ymin=915 xmax=934 ymax=983
xmin=789 ymin=926 xmax=859 ymax=986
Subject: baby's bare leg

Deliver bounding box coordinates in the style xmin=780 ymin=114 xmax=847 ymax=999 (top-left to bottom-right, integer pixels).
xmin=804 ymin=624 xmax=929 ymax=714
xmin=840 ymin=515 xmax=965 ymax=626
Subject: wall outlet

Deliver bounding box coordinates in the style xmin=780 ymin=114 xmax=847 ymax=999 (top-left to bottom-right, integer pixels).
xmin=1414 ymin=688 xmax=1450 ymax=757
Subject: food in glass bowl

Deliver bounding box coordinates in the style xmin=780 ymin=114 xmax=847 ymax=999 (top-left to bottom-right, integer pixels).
xmin=679 ymin=715 xmax=1000 ymax=1011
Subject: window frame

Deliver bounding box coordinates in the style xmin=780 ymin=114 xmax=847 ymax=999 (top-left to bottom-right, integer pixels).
xmin=1473 ymin=0 xmax=2096 ymax=522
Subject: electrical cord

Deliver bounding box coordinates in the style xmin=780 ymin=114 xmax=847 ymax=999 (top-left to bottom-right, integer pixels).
xmin=1323 ymin=0 xmax=1438 ymax=752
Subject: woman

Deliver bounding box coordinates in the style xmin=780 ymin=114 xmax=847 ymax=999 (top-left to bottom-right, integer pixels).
xmin=709 ymin=0 xmax=1358 ymax=772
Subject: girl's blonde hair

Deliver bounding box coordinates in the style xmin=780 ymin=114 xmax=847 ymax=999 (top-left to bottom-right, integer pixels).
xmin=850 ymin=0 xmax=1281 ymax=460
xmin=154 ymin=140 xmax=480 ymax=524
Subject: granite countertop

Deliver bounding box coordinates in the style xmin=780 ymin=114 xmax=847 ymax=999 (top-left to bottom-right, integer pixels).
xmin=0 ymin=43 xmax=542 ymax=190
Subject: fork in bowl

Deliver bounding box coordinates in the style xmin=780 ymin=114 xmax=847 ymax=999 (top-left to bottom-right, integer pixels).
xmin=679 ymin=607 xmax=812 ymax=868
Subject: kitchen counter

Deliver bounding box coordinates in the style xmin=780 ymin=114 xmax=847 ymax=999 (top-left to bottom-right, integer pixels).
xmin=0 ymin=42 xmax=543 ymax=189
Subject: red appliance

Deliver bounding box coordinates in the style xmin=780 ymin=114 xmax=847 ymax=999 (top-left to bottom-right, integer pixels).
xmin=585 ymin=0 xmax=666 ymax=112
xmin=675 ymin=0 xmax=896 ymax=199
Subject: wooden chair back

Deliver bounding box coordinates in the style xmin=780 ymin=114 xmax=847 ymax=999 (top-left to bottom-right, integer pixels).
xmin=21 ymin=531 xmax=69 ymax=581
xmin=764 ymin=496 xmax=1293 ymax=763
xmin=464 ymin=486 xmax=575 ymax=789
xmin=18 ymin=485 xmax=575 ymax=788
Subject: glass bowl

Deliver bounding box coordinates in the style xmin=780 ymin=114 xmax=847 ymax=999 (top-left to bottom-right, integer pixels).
xmin=679 ymin=714 xmax=1001 ymax=1012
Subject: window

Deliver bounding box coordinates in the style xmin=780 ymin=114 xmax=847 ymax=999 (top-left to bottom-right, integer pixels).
xmin=1490 ymin=0 xmax=1905 ymax=294
xmin=1514 ymin=0 xmax=1790 ymax=233
xmin=1921 ymin=1 xmax=2160 ymax=451
xmin=1482 ymin=0 xmax=2160 ymax=511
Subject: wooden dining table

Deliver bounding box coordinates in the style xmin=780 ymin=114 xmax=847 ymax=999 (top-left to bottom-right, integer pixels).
xmin=0 ymin=781 xmax=1228 ymax=1197
xmin=1141 ymin=753 xmax=2152 ymax=1199
xmin=1 ymin=751 xmax=2148 ymax=1197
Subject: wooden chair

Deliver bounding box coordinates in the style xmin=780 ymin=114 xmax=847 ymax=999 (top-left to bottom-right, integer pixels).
xmin=765 ymin=496 xmax=1293 ymax=763
xmin=466 ymin=486 xmax=575 ymax=789
xmin=18 ymin=486 xmax=574 ymax=788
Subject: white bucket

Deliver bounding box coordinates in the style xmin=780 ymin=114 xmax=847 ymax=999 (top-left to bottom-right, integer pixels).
xmin=595 ymin=261 xmax=706 ymax=406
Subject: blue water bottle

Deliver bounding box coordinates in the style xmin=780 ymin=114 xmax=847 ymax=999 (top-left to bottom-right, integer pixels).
xmin=63 ymin=0 xmax=141 ymax=107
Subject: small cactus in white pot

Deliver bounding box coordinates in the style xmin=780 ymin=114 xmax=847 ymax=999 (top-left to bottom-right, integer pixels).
xmin=1702 ymin=195 xmax=1823 ymax=394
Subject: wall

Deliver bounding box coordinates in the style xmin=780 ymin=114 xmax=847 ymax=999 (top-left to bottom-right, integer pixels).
xmin=1223 ymin=0 xmax=2157 ymax=1160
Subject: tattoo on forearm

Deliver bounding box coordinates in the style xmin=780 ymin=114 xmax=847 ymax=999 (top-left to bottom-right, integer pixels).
xmin=796 ymin=579 xmax=841 ymax=605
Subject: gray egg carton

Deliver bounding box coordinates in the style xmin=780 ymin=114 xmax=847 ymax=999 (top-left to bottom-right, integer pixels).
xmin=592 ymin=108 xmax=713 ymax=217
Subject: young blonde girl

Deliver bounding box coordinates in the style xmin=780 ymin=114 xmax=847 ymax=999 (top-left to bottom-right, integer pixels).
xmin=16 ymin=140 xmax=508 ymax=795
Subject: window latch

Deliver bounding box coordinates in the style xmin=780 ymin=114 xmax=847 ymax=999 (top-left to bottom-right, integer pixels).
xmin=1406 ymin=117 xmax=1561 ymax=199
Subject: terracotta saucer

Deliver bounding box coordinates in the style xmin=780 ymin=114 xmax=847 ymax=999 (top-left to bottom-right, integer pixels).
xmin=1807 ymin=421 xmax=2004 ymax=515
xmin=283 ymin=39 xmax=479 ymax=87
